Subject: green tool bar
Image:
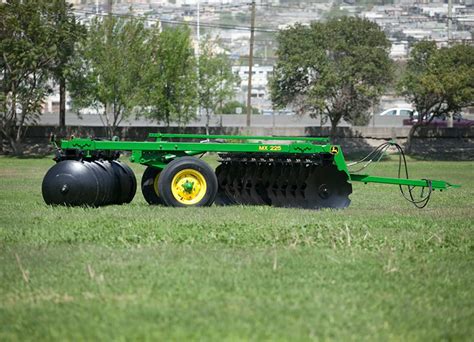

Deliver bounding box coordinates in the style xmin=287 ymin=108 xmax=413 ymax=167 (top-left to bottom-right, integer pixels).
xmin=350 ymin=174 xmax=460 ymax=190
xmin=149 ymin=133 xmax=329 ymax=143
xmin=61 ymin=139 xmax=331 ymax=154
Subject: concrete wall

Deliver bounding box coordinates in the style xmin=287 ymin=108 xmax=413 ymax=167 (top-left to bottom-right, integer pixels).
xmin=27 ymin=125 xmax=466 ymax=140
xmin=4 ymin=125 xmax=474 ymax=160
xmin=37 ymin=112 xmax=409 ymax=128
xmin=407 ymin=126 xmax=474 ymax=160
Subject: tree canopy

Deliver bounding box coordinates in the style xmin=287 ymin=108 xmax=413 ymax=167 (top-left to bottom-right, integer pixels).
xmin=198 ymin=37 xmax=237 ymax=134
xmin=68 ymin=16 xmax=149 ymax=137
xmin=1 ymin=0 xmax=64 ymax=154
xmin=48 ymin=0 xmax=85 ymax=128
xmin=1 ymin=1 xmax=240 ymax=151
xmin=399 ymin=41 xmax=474 ymax=126
xmin=270 ymin=17 xmax=393 ymax=135
xmin=141 ymin=26 xmax=198 ymax=128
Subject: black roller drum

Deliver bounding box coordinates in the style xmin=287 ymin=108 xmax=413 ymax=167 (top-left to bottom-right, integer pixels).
xmin=111 ymin=160 xmax=137 ymax=204
xmin=42 ymin=160 xmax=99 ymax=206
xmin=96 ymin=160 xmax=119 ymax=205
xmin=42 ymin=159 xmax=137 ymax=207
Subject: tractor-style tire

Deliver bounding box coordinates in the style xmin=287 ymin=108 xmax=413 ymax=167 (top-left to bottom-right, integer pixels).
xmin=141 ymin=166 xmax=163 ymax=205
xmin=158 ymin=157 xmax=217 ymax=207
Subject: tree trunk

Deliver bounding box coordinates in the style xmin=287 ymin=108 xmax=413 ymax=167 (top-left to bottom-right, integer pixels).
xmin=105 ymin=103 xmax=115 ymax=139
xmin=107 ymin=126 xmax=114 ymax=140
xmin=330 ymin=118 xmax=338 ymax=140
xmin=9 ymin=137 xmax=24 ymax=156
xmin=406 ymin=123 xmax=421 ymax=154
xmin=447 ymin=112 xmax=453 ymax=128
xmin=59 ymin=76 xmax=66 ymax=128
xmin=205 ymin=109 xmax=210 ymax=136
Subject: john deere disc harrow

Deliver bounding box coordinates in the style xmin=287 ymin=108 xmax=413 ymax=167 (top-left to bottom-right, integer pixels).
xmin=42 ymin=133 xmax=459 ymax=209
xmin=215 ymin=153 xmax=352 ymax=209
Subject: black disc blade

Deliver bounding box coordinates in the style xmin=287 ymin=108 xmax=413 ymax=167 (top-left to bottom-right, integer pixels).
xmin=305 ymin=165 xmax=352 ymax=209
xmin=215 ymin=163 xmax=236 ymax=205
xmin=249 ymin=163 xmax=270 ymax=205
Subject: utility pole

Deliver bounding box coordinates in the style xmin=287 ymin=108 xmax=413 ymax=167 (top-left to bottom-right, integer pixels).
xmin=59 ymin=0 xmax=78 ymax=129
xmin=106 ymin=0 xmax=113 ymax=15
xmin=197 ymin=0 xmax=200 ymax=118
xmin=246 ymin=0 xmax=256 ymax=128
xmin=447 ymin=0 xmax=453 ymax=43
xmin=447 ymin=0 xmax=454 ymax=128
xmin=105 ymin=0 xmax=114 ymax=136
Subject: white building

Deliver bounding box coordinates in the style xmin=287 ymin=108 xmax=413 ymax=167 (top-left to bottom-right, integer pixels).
xmin=231 ymin=65 xmax=273 ymax=111
xmin=390 ymin=41 xmax=408 ymax=60
xmin=41 ymin=90 xmax=72 ymax=114
xmin=233 ymin=65 xmax=273 ymax=89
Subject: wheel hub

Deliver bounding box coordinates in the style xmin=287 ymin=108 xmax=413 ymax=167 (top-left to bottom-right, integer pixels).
xmin=318 ymin=184 xmax=330 ymax=199
xmin=182 ymin=180 xmax=194 ymax=193
xmin=171 ymin=169 xmax=207 ymax=205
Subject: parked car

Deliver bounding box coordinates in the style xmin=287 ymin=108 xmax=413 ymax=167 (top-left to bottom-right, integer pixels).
xmin=403 ymin=112 xmax=474 ymax=127
xmin=378 ymin=107 xmax=414 ymax=116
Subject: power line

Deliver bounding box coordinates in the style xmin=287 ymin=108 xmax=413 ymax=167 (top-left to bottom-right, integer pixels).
xmin=370 ymin=16 xmax=471 ymax=23
xmin=246 ymin=0 xmax=256 ymax=127
xmin=72 ymin=9 xmax=279 ymax=63
xmin=255 ymin=4 xmax=319 ymax=10
xmin=73 ymin=9 xmax=278 ymax=33
xmin=161 ymin=19 xmax=277 ymax=33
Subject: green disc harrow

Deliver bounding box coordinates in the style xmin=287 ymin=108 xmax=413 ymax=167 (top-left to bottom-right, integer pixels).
xmin=42 ymin=133 xmax=459 ymax=209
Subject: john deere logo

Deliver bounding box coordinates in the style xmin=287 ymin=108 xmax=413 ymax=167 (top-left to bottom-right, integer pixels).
xmin=330 ymin=146 xmax=339 ymax=155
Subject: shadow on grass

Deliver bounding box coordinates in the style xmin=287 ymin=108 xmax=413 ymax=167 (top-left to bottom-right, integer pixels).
xmin=1 ymin=153 xmax=53 ymax=159
xmin=407 ymin=153 xmax=474 ymax=161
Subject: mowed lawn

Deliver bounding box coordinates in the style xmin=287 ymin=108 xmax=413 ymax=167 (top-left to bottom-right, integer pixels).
xmin=0 ymin=155 xmax=473 ymax=340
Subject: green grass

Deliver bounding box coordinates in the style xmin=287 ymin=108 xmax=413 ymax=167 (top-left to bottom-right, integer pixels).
xmin=0 ymin=156 xmax=473 ymax=340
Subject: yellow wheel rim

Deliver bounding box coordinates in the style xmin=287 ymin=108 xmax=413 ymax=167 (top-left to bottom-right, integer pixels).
xmin=153 ymin=171 xmax=161 ymax=196
xmin=171 ymin=169 xmax=207 ymax=205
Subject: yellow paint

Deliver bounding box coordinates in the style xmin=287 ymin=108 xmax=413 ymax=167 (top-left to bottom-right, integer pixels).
xmin=258 ymin=145 xmax=281 ymax=151
xmin=171 ymin=168 xmax=207 ymax=205
xmin=153 ymin=171 xmax=161 ymax=196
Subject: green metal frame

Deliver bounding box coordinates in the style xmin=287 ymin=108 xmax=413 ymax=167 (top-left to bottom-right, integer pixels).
xmin=350 ymin=174 xmax=458 ymax=190
xmin=59 ymin=133 xmax=459 ymax=191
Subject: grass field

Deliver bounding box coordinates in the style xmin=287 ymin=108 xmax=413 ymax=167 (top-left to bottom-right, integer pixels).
xmin=0 ymin=155 xmax=473 ymax=340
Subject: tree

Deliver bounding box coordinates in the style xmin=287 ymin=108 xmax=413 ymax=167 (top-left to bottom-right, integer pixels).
xmin=270 ymin=17 xmax=393 ymax=136
xmin=198 ymin=37 xmax=237 ymax=135
xmin=0 ymin=0 xmax=56 ymax=155
xmin=68 ymin=16 xmax=148 ymax=138
xmin=142 ymin=26 xmax=197 ymax=128
xmin=48 ymin=0 xmax=85 ymax=128
xmin=399 ymin=41 xmax=474 ymax=128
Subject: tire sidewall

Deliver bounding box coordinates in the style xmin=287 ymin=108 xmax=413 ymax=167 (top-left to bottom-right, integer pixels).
xmin=141 ymin=166 xmax=163 ymax=205
xmin=158 ymin=157 xmax=217 ymax=207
